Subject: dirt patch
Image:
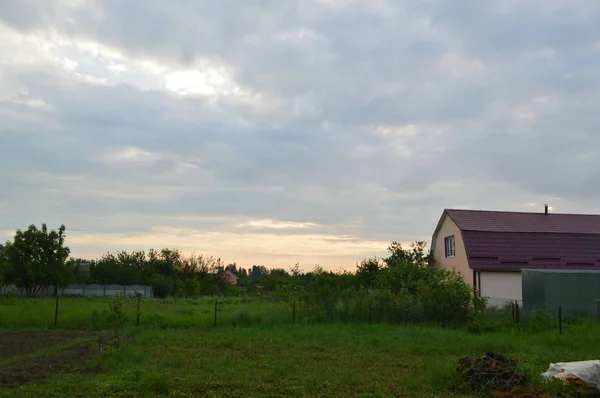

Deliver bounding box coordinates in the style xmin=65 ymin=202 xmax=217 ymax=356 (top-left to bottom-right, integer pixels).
xmin=0 ymin=332 xmax=127 ymax=388
xmin=0 ymin=331 xmax=90 ymax=360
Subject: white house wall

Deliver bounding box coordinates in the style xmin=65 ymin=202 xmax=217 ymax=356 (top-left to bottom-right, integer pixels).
xmin=479 ymin=271 xmax=522 ymax=307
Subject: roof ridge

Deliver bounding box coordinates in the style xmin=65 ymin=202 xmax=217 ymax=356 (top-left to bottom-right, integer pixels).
xmin=446 ymin=208 xmax=600 ymax=217
xmin=460 ymin=230 xmax=600 ymax=235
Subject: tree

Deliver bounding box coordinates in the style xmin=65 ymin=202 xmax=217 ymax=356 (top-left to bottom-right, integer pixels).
xmin=0 ymin=245 xmax=6 ymax=285
xmin=376 ymin=240 xmax=483 ymax=325
xmin=249 ymin=265 xmax=268 ymax=281
xmin=1 ymin=224 xmax=73 ymax=296
xmin=375 ymin=241 xmax=434 ymax=295
xmin=386 ymin=241 xmax=432 ymax=267
xmin=356 ymin=257 xmax=382 ymax=288
xmin=67 ymin=258 xmax=92 ymax=284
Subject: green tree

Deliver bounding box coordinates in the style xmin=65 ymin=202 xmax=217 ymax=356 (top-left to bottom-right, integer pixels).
xmin=67 ymin=258 xmax=92 ymax=284
xmin=377 ymin=242 xmax=433 ymax=295
xmin=386 ymin=241 xmax=432 ymax=267
xmin=356 ymin=257 xmax=381 ymax=288
xmin=1 ymin=224 xmax=73 ymax=296
xmin=376 ymin=240 xmax=484 ymax=326
xmin=0 ymin=244 xmax=6 ymax=285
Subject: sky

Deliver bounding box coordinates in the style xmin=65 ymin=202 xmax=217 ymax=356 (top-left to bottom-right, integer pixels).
xmin=1 ymin=1 xmax=600 ymax=271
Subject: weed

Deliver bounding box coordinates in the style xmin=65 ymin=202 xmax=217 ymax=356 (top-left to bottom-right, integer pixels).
xmin=526 ymin=308 xmax=556 ymax=333
xmin=107 ymin=295 xmax=125 ymax=332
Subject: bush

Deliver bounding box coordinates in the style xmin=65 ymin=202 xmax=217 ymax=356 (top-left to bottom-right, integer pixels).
xmin=144 ymin=313 xmax=170 ymax=329
xmin=232 ymin=310 xmax=260 ymax=326
xmin=526 ymin=308 xmax=556 ymax=333
xmin=563 ymin=311 xmax=591 ymax=326
xmin=466 ymin=317 xmax=514 ymax=334
xmin=419 ymin=268 xmax=484 ymax=327
xmin=108 ymin=295 xmax=125 ymax=331
xmin=0 ymin=289 xmax=17 ymax=303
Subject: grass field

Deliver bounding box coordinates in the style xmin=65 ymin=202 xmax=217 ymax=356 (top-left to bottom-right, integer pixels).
xmin=0 ymin=296 xmax=300 ymax=330
xmin=0 ymin=297 xmax=597 ymax=397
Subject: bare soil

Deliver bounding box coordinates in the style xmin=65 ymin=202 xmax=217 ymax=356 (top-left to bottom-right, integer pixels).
xmin=0 ymin=331 xmax=125 ymax=388
xmin=0 ymin=331 xmax=90 ymax=359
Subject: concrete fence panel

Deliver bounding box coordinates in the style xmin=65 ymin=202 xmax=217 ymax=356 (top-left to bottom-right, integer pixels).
xmin=0 ymin=284 xmax=154 ymax=298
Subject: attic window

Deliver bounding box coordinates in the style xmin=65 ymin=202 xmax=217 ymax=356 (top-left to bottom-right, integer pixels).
xmin=445 ymin=236 xmax=456 ymax=258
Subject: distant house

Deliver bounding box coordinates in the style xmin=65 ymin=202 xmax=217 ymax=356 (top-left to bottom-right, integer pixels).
xmin=221 ymin=269 xmax=238 ymax=285
xmin=431 ymin=206 xmax=600 ymax=306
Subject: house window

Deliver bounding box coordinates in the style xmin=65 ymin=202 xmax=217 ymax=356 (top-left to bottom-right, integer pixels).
xmin=445 ymin=236 xmax=456 ymax=258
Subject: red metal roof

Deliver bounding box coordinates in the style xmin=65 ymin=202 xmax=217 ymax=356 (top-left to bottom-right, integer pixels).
xmin=446 ymin=209 xmax=600 ymax=234
xmin=444 ymin=209 xmax=600 ymax=271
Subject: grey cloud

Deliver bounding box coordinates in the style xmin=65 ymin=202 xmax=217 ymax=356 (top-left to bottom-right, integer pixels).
xmin=2 ymin=0 xmax=600 ymax=263
xmin=430 ymin=1 xmax=600 ymax=54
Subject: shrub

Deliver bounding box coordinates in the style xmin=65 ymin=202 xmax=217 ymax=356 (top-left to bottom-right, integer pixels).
xmin=526 ymin=308 xmax=556 ymax=333
xmin=0 ymin=289 xmax=17 ymax=303
xmin=419 ymin=268 xmax=483 ymax=327
xmin=182 ymin=279 xmax=199 ymax=298
xmin=232 ymin=310 xmax=259 ymax=326
xmin=144 ymin=313 xmax=170 ymax=329
xmin=563 ymin=311 xmax=591 ymax=326
xmin=108 ymin=295 xmax=125 ymax=331
xmin=466 ymin=317 xmax=515 ymax=334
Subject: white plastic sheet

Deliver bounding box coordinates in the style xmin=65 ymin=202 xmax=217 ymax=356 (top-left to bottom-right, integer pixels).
xmin=541 ymin=360 xmax=600 ymax=390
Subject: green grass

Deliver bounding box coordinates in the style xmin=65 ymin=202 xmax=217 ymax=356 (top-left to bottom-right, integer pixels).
xmin=0 ymin=296 xmax=294 ymax=330
xmin=3 ymin=323 xmax=600 ymax=397
xmin=2 ymin=297 xmax=599 ymax=396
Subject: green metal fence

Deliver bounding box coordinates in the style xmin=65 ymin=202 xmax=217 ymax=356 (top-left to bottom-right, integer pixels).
xmin=522 ymin=269 xmax=600 ymax=317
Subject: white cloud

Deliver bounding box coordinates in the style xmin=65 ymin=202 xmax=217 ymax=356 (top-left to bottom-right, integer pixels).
xmin=163 ymin=68 xmax=235 ymax=96
xmin=109 ymin=63 xmax=128 ymax=73
xmin=437 ymin=53 xmax=485 ymax=78
xmin=375 ymin=124 xmax=417 ymax=137
xmin=103 ymin=147 xmax=162 ymax=163
xmin=0 ymin=22 xmax=241 ymax=98
xmin=237 ymin=219 xmax=321 ymax=230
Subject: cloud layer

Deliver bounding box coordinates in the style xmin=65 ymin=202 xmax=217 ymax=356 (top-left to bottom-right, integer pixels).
xmin=2 ymin=0 xmax=600 ymax=269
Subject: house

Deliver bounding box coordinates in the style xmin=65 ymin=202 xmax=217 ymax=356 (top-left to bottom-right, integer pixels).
xmin=431 ymin=206 xmax=600 ymax=306
xmin=221 ymin=269 xmax=238 ymax=285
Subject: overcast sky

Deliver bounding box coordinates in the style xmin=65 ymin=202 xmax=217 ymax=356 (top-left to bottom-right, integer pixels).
xmin=1 ymin=1 xmax=600 ymax=270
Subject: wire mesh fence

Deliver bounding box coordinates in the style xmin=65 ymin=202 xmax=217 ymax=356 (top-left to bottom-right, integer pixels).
xmin=1 ymin=294 xmax=599 ymax=333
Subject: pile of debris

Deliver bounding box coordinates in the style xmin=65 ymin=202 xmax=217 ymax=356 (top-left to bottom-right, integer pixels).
xmin=457 ymin=352 xmax=529 ymax=394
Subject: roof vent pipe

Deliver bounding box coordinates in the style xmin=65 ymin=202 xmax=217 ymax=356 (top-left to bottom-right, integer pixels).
xmin=545 ymin=204 xmax=549 ymax=215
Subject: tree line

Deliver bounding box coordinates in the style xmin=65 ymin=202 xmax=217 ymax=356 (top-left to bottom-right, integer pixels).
xmin=0 ymin=223 xmax=485 ymax=326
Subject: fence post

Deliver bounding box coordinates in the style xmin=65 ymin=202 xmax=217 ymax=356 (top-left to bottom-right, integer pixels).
xmin=136 ymin=296 xmax=141 ymax=327
xmin=597 ymin=299 xmax=599 ymax=323
xmin=511 ymin=302 xmax=515 ymax=323
xmin=54 ymin=295 xmax=59 ymax=329
xmin=368 ymin=302 xmax=372 ymax=325
xmin=558 ymin=305 xmax=563 ymax=335
xmin=293 ymin=300 xmax=296 ymax=325
xmin=214 ymin=299 xmax=218 ymax=328
xmin=103 ymin=285 xmax=106 ymax=297
xmin=515 ymin=303 xmax=520 ymax=324
xmin=83 ymin=285 xmax=86 ymax=297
